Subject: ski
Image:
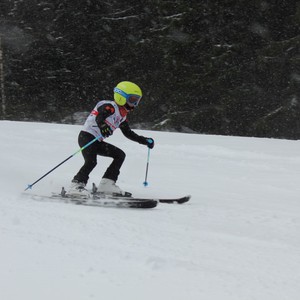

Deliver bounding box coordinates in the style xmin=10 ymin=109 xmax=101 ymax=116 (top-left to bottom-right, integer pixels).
xmin=23 ymin=187 xmax=190 ymax=209
xmin=24 ymin=192 xmax=158 ymax=209
xmin=92 ymin=192 xmax=191 ymax=204
xmin=99 ymin=194 xmax=191 ymax=204
xmin=91 ymin=183 xmax=191 ymax=204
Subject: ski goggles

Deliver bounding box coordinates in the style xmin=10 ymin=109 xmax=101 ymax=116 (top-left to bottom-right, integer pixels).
xmin=114 ymin=87 xmax=142 ymax=107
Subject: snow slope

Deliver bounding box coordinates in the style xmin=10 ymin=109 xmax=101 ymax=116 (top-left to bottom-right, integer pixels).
xmin=0 ymin=120 xmax=299 ymax=300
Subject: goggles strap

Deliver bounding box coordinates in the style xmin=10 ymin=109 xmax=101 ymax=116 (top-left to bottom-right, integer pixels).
xmin=114 ymin=87 xmax=128 ymax=99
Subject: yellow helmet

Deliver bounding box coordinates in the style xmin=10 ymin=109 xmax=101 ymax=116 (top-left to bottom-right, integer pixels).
xmin=114 ymin=81 xmax=142 ymax=108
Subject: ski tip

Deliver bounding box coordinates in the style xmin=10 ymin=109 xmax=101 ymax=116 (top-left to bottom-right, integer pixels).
xmin=180 ymin=195 xmax=191 ymax=203
xmin=159 ymin=195 xmax=191 ymax=204
xmin=178 ymin=195 xmax=191 ymax=204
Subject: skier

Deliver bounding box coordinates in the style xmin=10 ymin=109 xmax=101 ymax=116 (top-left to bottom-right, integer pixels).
xmin=68 ymin=81 xmax=154 ymax=197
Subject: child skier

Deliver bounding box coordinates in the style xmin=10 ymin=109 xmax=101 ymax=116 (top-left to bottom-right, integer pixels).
xmin=68 ymin=81 xmax=154 ymax=197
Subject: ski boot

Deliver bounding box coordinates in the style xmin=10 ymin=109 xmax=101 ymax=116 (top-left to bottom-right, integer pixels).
xmin=67 ymin=180 xmax=90 ymax=199
xmin=96 ymin=178 xmax=132 ymax=197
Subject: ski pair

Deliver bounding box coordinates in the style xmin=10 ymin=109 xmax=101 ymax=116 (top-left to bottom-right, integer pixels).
xmin=51 ymin=185 xmax=191 ymax=209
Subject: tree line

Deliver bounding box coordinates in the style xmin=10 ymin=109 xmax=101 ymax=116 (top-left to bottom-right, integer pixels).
xmin=0 ymin=0 xmax=299 ymax=139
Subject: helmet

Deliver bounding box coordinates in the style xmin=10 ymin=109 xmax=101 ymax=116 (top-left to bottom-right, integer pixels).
xmin=114 ymin=81 xmax=142 ymax=108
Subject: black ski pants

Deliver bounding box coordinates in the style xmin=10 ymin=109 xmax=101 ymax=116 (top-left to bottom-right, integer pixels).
xmin=73 ymin=131 xmax=125 ymax=184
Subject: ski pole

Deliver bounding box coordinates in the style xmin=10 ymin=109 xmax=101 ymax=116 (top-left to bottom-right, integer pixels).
xmin=143 ymin=147 xmax=151 ymax=187
xmin=25 ymin=135 xmax=102 ymax=191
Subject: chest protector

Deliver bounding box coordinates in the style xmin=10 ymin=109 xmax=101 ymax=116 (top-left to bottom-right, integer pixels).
xmin=82 ymin=100 xmax=127 ymax=139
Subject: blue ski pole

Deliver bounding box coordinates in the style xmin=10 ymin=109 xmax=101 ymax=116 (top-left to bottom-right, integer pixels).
xmin=143 ymin=147 xmax=151 ymax=187
xmin=25 ymin=135 xmax=102 ymax=191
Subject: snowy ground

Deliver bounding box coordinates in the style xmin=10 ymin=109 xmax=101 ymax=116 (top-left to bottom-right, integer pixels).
xmin=0 ymin=120 xmax=299 ymax=300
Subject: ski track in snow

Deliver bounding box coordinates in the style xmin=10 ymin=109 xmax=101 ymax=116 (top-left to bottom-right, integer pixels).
xmin=0 ymin=121 xmax=299 ymax=300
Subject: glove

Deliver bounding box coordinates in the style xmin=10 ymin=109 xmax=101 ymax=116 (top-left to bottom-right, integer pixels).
xmin=145 ymin=138 xmax=154 ymax=149
xmin=99 ymin=123 xmax=113 ymax=138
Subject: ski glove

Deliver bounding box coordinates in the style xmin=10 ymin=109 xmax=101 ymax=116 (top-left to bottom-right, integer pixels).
xmin=99 ymin=122 xmax=113 ymax=138
xmin=145 ymin=138 xmax=154 ymax=149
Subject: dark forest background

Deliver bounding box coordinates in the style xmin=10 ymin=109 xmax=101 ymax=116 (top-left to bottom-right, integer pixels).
xmin=0 ymin=0 xmax=299 ymax=139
